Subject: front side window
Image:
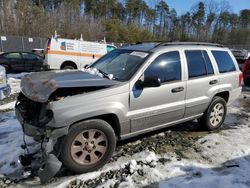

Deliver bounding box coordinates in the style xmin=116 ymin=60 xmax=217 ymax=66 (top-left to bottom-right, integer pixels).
xmin=144 ymin=51 xmax=181 ymax=83
xmin=107 ymin=45 xmax=116 ymax=52
xmin=212 ymin=51 xmax=236 ymax=73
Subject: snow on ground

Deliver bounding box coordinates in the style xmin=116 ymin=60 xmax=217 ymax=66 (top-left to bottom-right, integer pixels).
xmin=7 ymin=73 xmax=30 ymax=94
xmin=0 ymin=111 xmax=37 ymax=176
xmin=0 ymin=76 xmax=250 ymax=187
xmin=0 ymin=102 xmax=15 ymax=111
xmin=52 ymin=97 xmax=250 ymax=188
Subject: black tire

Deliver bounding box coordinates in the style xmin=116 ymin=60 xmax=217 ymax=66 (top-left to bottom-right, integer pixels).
xmin=62 ymin=65 xmax=75 ymax=70
xmin=198 ymin=96 xmax=227 ymax=131
xmin=244 ymin=78 xmax=250 ymax=86
xmin=61 ymin=119 xmax=116 ymax=174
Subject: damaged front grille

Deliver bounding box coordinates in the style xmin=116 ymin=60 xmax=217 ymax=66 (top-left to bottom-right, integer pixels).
xmin=16 ymin=93 xmax=53 ymax=127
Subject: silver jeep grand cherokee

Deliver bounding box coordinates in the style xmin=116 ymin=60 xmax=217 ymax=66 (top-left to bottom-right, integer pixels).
xmin=15 ymin=42 xmax=242 ymax=182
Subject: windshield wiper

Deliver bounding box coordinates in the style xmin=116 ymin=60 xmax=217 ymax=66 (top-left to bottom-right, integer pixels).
xmin=96 ymin=69 xmax=113 ymax=80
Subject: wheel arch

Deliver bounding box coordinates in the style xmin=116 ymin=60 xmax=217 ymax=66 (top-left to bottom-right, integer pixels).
xmin=214 ymin=91 xmax=229 ymax=103
xmin=69 ymin=113 xmax=121 ymax=139
xmin=60 ymin=61 xmax=77 ymax=69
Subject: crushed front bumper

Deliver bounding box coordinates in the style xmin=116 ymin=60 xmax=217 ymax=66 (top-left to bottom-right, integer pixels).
xmin=0 ymin=84 xmax=11 ymax=100
xmin=15 ymin=96 xmax=68 ymax=183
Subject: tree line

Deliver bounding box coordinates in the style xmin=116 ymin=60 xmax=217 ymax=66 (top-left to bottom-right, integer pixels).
xmin=0 ymin=0 xmax=249 ymax=47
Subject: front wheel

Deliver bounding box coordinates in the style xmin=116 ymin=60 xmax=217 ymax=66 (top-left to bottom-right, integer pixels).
xmin=198 ymin=96 xmax=227 ymax=131
xmin=61 ymin=119 xmax=116 ymax=173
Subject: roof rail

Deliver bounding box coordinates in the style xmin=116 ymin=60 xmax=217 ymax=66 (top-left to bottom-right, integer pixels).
xmin=156 ymin=42 xmax=224 ymax=48
xmin=135 ymin=41 xmax=224 ymax=48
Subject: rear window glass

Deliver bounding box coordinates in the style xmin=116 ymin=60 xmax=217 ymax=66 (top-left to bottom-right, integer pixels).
xmin=212 ymin=51 xmax=236 ymax=73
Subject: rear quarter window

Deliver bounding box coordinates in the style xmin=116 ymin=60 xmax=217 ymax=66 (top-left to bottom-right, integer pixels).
xmin=212 ymin=51 xmax=236 ymax=73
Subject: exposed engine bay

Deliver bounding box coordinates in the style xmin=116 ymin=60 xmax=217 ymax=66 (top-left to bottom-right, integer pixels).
xmin=15 ymin=70 xmax=119 ymax=183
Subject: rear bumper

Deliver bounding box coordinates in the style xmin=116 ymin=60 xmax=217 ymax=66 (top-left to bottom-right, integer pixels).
xmin=0 ymin=84 xmax=11 ymax=100
xmin=228 ymin=87 xmax=242 ymax=105
xmin=42 ymin=64 xmax=50 ymax=70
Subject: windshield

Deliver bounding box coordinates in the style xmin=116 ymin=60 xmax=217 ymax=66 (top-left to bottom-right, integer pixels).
xmin=90 ymin=49 xmax=149 ymax=81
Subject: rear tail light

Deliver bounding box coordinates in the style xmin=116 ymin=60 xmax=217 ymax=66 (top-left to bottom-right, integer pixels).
xmin=45 ymin=39 xmax=51 ymax=54
xmin=239 ymin=72 xmax=243 ymax=86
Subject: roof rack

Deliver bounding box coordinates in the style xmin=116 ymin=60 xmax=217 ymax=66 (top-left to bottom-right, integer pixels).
xmin=135 ymin=41 xmax=224 ymax=48
xmin=157 ymin=42 xmax=224 ymax=48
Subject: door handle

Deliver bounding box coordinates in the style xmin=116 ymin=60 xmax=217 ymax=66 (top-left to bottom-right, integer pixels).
xmin=209 ymin=80 xmax=218 ymax=85
xmin=171 ymin=87 xmax=184 ymax=93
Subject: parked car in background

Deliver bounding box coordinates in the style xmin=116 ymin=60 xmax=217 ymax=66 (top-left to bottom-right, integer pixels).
xmin=0 ymin=52 xmax=48 ymax=73
xmin=243 ymin=57 xmax=250 ymax=86
xmin=231 ymin=49 xmax=249 ymax=70
xmin=0 ymin=65 xmax=11 ymax=100
xmin=44 ymin=35 xmax=116 ymax=70
xmin=16 ymin=42 xmax=242 ymax=182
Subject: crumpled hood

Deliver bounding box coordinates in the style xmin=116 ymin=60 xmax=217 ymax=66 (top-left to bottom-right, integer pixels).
xmin=21 ymin=70 xmax=119 ymax=103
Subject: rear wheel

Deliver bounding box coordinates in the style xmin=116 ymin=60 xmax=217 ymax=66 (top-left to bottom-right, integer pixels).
xmin=198 ymin=96 xmax=227 ymax=131
xmin=244 ymin=78 xmax=250 ymax=86
xmin=61 ymin=119 xmax=116 ymax=173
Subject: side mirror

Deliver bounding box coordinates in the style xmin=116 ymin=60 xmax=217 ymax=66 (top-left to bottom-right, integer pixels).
xmin=136 ymin=76 xmax=161 ymax=89
xmin=84 ymin=64 xmax=89 ymax=69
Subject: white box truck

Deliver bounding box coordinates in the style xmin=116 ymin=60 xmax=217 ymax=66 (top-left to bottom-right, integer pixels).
xmin=44 ymin=36 xmax=116 ymax=70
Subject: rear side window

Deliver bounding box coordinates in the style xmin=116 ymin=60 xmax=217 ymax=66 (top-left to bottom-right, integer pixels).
xmin=4 ymin=53 xmax=22 ymax=59
xmin=212 ymin=51 xmax=236 ymax=73
xmin=22 ymin=53 xmax=39 ymax=60
xmin=185 ymin=50 xmax=214 ymax=78
xmin=144 ymin=51 xmax=181 ymax=83
xmin=202 ymin=51 xmax=214 ymax=75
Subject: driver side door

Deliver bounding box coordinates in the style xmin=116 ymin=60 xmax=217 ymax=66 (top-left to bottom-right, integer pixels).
xmin=129 ymin=51 xmax=186 ymax=132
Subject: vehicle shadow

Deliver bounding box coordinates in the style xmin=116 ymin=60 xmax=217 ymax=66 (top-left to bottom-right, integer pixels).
xmin=144 ymin=154 xmax=250 ymax=188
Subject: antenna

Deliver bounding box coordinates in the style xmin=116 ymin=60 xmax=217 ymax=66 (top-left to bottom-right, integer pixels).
xmin=80 ymin=34 xmax=83 ymax=41
xmin=54 ymin=30 xmax=60 ymax=39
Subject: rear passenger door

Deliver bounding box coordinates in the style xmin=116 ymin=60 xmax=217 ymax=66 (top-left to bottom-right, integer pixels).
xmin=184 ymin=50 xmax=218 ymax=118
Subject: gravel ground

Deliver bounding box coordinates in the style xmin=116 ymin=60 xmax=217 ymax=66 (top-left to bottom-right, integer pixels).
xmin=0 ymin=93 xmax=18 ymax=106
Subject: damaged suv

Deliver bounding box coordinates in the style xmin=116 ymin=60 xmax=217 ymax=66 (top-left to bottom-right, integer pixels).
xmin=15 ymin=42 xmax=242 ymax=182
